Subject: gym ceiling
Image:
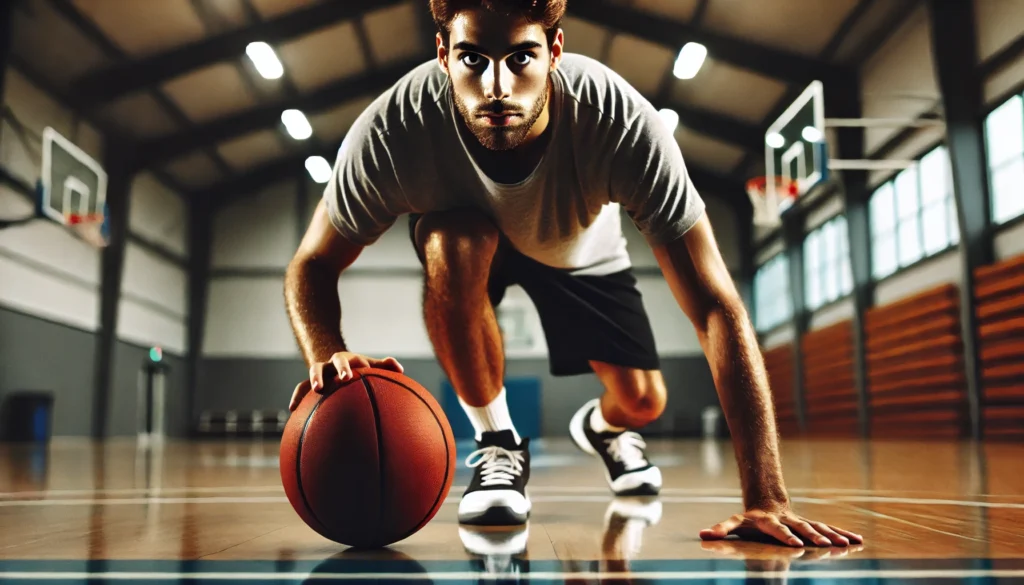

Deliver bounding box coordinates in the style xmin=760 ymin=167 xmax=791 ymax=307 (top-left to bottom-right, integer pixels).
xmin=9 ymin=0 xmax=921 ymax=213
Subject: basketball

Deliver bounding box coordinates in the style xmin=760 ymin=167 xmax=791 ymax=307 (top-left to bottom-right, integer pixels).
xmin=279 ymin=368 xmax=456 ymax=548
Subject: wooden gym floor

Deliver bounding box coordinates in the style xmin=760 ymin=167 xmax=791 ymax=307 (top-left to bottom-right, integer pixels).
xmin=0 ymin=436 xmax=1022 ymax=583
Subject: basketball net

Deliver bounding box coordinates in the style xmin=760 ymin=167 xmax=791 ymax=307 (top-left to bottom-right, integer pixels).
xmin=67 ymin=213 xmax=109 ymax=247
xmin=747 ymin=176 xmax=798 ymax=228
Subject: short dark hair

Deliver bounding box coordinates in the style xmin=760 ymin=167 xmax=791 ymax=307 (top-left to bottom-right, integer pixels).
xmin=429 ymin=0 xmax=567 ymax=47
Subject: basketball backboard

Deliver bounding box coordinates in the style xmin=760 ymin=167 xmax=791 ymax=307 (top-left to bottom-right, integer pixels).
xmin=764 ymin=81 xmax=830 ymax=216
xmin=39 ymin=126 xmax=109 ymax=246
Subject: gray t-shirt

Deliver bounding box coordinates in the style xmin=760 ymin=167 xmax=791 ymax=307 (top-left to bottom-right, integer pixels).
xmin=323 ymin=53 xmax=705 ymax=276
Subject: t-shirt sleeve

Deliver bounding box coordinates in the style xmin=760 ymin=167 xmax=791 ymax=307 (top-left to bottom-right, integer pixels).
xmin=322 ymin=122 xmax=411 ymax=246
xmin=608 ymin=105 xmax=706 ymax=245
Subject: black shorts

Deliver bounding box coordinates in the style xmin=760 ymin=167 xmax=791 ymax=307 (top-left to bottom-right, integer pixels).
xmin=409 ymin=213 xmax=660 ymax=376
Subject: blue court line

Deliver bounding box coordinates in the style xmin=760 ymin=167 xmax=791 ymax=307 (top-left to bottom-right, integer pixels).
xmin=0 ymin=557 xmax=1021 ymax=574
xmin=3 ymin=570 xmax=1024 ymax=585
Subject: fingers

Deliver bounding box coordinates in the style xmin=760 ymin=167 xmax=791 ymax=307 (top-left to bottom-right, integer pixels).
xmin=757 ymin=517 xmax=803 ymax=548
xmin=305 ymin=353 xmax=406 ymax=406
xmin=830 ymin=525 xmax=864 ymax=544
xmin=781 ymin=516 xmax=831 ymax=547
xmin=308 ymin=363 xmax=326 ymax=393
xmin=369 ymin=356 xmax=404 ymax=373
xmin=289 ymin=379 xmax=311 ymax=411
xmin=809 ymin=521 xmax=851 ymax=546
xmin=331 ymin=354 xmax=355 ymax=384
xmin=699 ymin=514 xmax=744 ymax=541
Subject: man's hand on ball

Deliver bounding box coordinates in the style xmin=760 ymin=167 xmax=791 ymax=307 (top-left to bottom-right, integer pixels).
xmin=288 ymin=352 xmax=404 ymax=411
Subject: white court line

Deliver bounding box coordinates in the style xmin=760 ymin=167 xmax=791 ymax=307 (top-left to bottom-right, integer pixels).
xmin=825 ymin=495 xmax=1024 ymax=508
xmin=2 ymin=494 xmax=1024 ymax=509
xmin=0 ymin=486 xmax=285 ymax=499
xmin=1 ymin=569 xmax=1023 ymax=581
xmin=2 ymin=485 xmax=1013 ymax=499
xmin=0 ymin=496 xmax=289 ymax=507
xmin=840 ymin=504 xmax=987 ymax=543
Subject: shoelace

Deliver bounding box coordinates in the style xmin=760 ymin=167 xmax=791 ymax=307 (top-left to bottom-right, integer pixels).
xmin=604 ymin=432 xmax=648 ymax=471
xmin=465 ymin=445 xmax=525 ymax=487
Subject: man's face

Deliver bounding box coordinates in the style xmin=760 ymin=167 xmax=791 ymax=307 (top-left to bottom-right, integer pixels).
xmin=440 ymin=9 xmax=562 ymax=151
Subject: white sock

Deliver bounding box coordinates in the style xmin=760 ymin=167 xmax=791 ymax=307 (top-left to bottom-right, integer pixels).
xmin=458 ymin=387 xmax=521 ymax=444
xmin=590 ymin=403 xmax=626 ymax=433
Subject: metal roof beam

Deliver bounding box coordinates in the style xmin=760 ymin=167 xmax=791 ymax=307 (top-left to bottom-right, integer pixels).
xmin=567 ymin=0 xmax=850 ymax=86
xmin=70 ymin=0 xmax=406 ymax=107
xmin=133 ymin=57 xmax=427 ymax=168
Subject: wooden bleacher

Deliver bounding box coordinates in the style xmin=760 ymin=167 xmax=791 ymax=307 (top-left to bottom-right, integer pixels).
xmin=864 ymin=284 xmax=968 ymax=438
xmin=974 ymin=253 xmax=1024 ymax=440
xmin=763 ymin=343 xmax=800 ymax=437
xmin=801 ymin=320 xmax=858 ymax=437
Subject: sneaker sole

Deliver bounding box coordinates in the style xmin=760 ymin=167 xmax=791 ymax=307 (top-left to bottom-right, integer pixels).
xmin=458 ymin=506 xmax=530 ymax=526
xmin=569 ymin=401 xmax=661 ymax=497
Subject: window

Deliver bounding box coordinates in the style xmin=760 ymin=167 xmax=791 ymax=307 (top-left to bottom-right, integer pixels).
xmin=984 ymin=94 xmax=1024 ymax=224
xmin=754 ymin=254 xmax=792 ymax=332
xmin=804 ymin=215 xmax=853 ymax=311
xmin=869 ymin=145 xmax=959 ymax=280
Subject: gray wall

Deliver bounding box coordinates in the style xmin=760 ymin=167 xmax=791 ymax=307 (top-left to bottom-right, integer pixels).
xmin=111 ymin=343 xmax=187 ymax=438
xmin=1 ymin=66 xmax=190 ymax=437
xmin=0 ymin=308 xmax=97 ymax=437
xmin=0 ymin=307 xmax=189 ymax=438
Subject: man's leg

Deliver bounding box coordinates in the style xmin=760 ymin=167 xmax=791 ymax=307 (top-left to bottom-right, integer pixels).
xmin=569 ymin=361 xmax=666 ymax=496
xmin=589 ymin=361 xmax=667 ymax=430
xmin=498 ymin=251 xmax=664 ymax=494
xmin=413 ymin=209 xmax=530 ymax=526
xmin=415 ymin=209 xmax=505 ymax=413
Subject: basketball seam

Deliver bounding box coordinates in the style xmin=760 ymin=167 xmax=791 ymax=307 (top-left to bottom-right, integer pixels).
xmin=361 ymin=376 xmax=386 ymax=543
xmin=295 ymin=394 xmax=337 ymax=540
xmin=365 ymin=373 xmax=452 ymax=541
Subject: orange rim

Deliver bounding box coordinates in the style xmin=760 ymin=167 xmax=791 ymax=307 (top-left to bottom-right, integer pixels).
xmin=746 ymin=176 xmax=799 ymax=197
xmin=66 ymin=213 xmax=104 ymax=226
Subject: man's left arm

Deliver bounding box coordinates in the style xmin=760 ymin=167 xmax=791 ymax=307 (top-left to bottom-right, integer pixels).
xmin=651 ymin=214 xmax=863 ymax=548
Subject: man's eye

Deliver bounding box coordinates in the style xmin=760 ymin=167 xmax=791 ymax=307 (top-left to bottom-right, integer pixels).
xmin=511 ymin=53 xmax=533 ymax=66
xmin=460 ymin=54 xmax=483 ymax=67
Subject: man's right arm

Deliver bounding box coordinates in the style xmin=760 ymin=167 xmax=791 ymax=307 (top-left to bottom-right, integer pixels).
xmin=284 ymin=198 xmax=403 ymax=410
xmin=284 ymin=198 xmax=361 ymax=367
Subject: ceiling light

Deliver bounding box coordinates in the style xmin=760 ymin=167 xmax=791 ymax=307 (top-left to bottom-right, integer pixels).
xmin=305 ymin=156 xmax=332 ymax=184
xmin=802 ymin=126 xmax=824 ymax=143
xmin=673 ymin=42 xmax=707 ymax=80
xmin=281 ymin=109 xmax=312 ymax=140
xmin=246 ymin=41 xmax=283 ymax=80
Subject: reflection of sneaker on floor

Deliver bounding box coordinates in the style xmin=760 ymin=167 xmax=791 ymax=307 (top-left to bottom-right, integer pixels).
xmin=459 ymin=524 xmax=530 ymax=556
xmin=602 ymin=497 xmax=663 ymax=561
xmin=569 ymin=399 xmax=662 ymax=495
xmin=459 ymin=525 xmax=529 ymax=581
xmin=458 ymin=430 xmax=531 ymax=525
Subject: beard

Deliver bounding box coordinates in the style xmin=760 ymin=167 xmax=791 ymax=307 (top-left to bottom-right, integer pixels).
xmin=453 ymin=78 xmax=549 ymax=151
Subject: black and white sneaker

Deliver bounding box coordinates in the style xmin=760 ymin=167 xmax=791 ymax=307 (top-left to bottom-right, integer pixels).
xmin=458 ymin=430 xmax=531 ymax=525
xmin=569 ymin=399 xmax=662 ymax=496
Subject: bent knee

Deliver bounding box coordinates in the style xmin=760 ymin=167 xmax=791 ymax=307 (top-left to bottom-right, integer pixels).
xmin=625 ymin=386 xmax=667 ymax=422
xmin=593 ymin=362 xmax=668 ymax=422
xmin=417 ymin=209 xmax=500 ymax=263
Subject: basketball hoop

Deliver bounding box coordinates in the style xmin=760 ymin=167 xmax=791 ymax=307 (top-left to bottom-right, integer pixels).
xmin=747 ymin=176 xmax=798 ymax=228
xmin=67 ymin=212 xmax=109 ymax=247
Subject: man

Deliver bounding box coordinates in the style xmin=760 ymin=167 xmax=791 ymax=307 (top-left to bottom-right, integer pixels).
xmin=285 ymin=0 xmax=862 ymax=548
